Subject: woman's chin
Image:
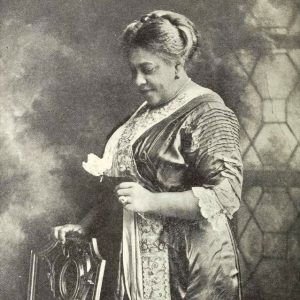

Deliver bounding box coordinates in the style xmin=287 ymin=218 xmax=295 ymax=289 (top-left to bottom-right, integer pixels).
xmin=143 ymin=94 xmax=165 ymax=107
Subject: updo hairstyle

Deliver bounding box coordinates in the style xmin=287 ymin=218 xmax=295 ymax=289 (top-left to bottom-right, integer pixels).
xmin=122 ymin=10 xmax=199 ymax=65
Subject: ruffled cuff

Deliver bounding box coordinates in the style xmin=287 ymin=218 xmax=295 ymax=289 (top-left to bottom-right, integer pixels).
xmin=192 ymin=187 xmax=227 ymax=232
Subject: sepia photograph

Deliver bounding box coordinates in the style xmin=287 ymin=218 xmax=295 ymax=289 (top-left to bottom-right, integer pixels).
xmin=0 ymin=1 xmax=299 ymax=299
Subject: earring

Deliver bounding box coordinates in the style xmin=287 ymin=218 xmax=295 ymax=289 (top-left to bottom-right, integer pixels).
xmin=175 ymin=73 xmax=180 ymax=79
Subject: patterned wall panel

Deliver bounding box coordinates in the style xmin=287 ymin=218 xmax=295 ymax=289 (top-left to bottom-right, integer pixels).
xmin=236 ymin=1 xmax=300 ymax=299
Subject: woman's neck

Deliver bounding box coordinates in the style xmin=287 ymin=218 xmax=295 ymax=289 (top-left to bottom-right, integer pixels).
xmin=172 ymin=76 xmax=192 ymax=98
xmin=151 ymin=76 xmax=192 ymax=109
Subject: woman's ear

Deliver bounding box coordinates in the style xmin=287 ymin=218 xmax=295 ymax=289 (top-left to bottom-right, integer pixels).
xmin=175 ymin=62 xmax=184 ymax=79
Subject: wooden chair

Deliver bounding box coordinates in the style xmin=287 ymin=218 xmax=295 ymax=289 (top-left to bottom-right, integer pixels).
xmin=27 ymin=235 xmax=106 ymax=300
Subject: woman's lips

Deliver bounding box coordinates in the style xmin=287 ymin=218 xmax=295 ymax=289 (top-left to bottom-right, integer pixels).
xmin=139 ymin=88 xmax=154 ymax=94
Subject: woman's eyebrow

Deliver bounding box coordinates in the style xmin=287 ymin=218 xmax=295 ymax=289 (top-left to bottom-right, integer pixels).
xmin=139 ymin=62 xmax=155 ymax=67
xmin=129 ymin=61 xmax=153 ymax=68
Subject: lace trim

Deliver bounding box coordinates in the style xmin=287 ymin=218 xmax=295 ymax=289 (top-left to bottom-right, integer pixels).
xmin=137 ymin=215 xmax=170 ymax=299
xmin=111 ymin=93 xmax=196 ymax=299
xmin=110 ymin=87 xmax=207 ymax=299
xmin=137 ymin=215 xmax=167 ymax=253
xmin=192 ymin=186 xmax=227 ymax=232
xmin=141 ymin=256 xmax=170 ymax=299
xmin=114 ymin=92 xmax=190 ymax=177
xmin=113 ymin=85 xmax=209 ymax=177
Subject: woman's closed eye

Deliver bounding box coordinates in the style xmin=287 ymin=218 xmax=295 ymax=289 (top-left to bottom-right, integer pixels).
xmin=140 ymin=64 xmax=156 ymax=75
xmin=141 ymin=67 xmax=155 ymax=75
xmin=130 ymin=67 xmax=155 ymax=81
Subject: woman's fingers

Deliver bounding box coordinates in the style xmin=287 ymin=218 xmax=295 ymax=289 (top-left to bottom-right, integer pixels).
xmin=115 ymin=184 xmax=137 ymax=206
xmin=116 ymin=188 xmax=132 ymax=196
xmin=52 ymin=226 xmax=60 ymax=240
xmin=58 ymin=227 xmax=67 ymax=244
xmin=52 ymin=224 xmax=83 ymax=244
xmin=115 ymin=182 xmax=139 ymax=198
xmin=118 ymin=196 xmax=131 ymax=206
xmin=58 ymin=224 xmax=75 ymax=244
xmin=116 ymin=182 xmax=136 ymax=189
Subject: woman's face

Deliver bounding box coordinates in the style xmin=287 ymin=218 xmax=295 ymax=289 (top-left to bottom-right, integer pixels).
xmin=128 ymin=47 xmax=178 ymax=106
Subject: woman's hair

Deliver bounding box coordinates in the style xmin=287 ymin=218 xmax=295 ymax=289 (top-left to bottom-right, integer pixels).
xmin=121 ymin=10 xmax=199 ymax=65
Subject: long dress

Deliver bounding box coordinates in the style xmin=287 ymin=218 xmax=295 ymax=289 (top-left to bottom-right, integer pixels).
xmin=89 ymin=84 xmax=243 ymax=300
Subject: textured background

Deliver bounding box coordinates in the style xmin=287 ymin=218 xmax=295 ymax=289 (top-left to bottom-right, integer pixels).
xmin=0 ymin=0 xmax=299 ymax=299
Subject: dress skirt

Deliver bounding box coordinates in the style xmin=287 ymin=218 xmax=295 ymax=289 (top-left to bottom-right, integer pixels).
xmin=166 ymin=217 xmax=241 ymax=300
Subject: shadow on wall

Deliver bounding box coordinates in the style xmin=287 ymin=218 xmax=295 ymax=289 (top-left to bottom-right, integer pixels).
xmin=0 ymin=0 xmax=272 ymax=298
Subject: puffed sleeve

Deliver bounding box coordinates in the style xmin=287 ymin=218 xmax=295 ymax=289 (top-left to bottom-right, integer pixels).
xmin=182 ymin=100 xmax=243 ymax=230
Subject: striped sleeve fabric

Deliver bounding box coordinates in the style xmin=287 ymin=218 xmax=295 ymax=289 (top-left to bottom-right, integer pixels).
xmin=182 ymin=104 xmax=243 ymax=229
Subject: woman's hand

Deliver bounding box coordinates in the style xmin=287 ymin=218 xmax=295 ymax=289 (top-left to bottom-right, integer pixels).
xmin=115 ymin=182 xmax=154 ymax=213
xmin=52 ymin=224 xmax=85 ymax=244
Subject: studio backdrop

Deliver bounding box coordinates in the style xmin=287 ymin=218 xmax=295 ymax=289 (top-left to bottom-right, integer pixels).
xmin=0 ymin=1 xmax=299 ymax=299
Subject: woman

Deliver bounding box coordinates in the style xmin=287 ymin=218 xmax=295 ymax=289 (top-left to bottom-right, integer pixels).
xmin=53 ymin=10 xmax=243 ymax=300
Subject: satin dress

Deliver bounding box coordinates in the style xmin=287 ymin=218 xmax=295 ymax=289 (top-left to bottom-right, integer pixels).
xmin=91 ymin=86 xmax=243 ymax=300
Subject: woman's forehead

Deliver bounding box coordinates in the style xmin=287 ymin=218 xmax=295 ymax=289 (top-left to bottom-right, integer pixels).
xmin=128 ymin=48 xmax=163 ymax=65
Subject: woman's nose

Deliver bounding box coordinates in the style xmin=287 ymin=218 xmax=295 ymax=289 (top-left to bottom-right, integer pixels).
xmin=134 ymin=72 xmax=147 ymax=86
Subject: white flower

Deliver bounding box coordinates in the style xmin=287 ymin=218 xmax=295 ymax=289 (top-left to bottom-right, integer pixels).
xmin=82 ymin=153 xmax=111 ymax=176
